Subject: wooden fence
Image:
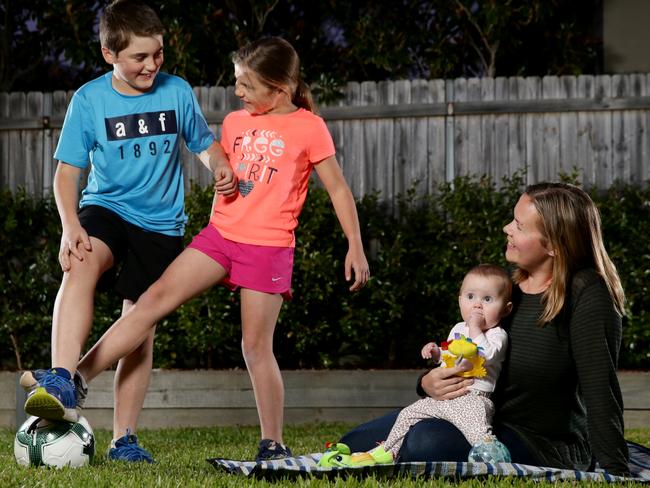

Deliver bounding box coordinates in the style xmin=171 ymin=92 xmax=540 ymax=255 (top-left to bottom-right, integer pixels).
xmin=1 ymin=73 xmax=650 ymax=200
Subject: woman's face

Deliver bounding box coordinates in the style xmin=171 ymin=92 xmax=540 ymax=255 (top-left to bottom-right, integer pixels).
xmin=503 ymin=193 xmax=554 ymax=272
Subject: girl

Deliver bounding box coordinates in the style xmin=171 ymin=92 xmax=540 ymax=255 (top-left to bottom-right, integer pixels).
xmin=340 ymin=183 xmax=629 ymax=475
xmin=71 ymin=36 xmax=369 ymax=460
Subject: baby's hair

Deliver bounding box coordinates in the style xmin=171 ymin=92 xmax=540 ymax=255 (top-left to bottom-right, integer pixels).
xmin=232 ymin=37 xmax=315 ymax=112
xmin=100 ymin=0 xmax=164 ymax=54
xmin=463 ymin=263 xmax=513 ymax=300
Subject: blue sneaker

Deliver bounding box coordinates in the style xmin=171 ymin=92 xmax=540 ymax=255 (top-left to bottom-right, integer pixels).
xmin=108 ymin=430 xmax=154 ymax=463
xmin=21 ymin=368 xmax=88 ymax=409
xmin=23 ymin=367 xmax=77 ymax=422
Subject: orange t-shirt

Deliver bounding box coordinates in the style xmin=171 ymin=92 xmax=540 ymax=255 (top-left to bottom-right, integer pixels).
xmin=210 ymin=108 xmax=335 ymax=247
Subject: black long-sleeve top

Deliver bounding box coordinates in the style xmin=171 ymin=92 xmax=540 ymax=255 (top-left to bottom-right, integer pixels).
xmin=491 ymin=268 xmax=629 ymax=475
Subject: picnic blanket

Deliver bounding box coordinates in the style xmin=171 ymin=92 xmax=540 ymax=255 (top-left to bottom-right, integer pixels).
xmin=208 ymin=440 xmax=650 ymax=482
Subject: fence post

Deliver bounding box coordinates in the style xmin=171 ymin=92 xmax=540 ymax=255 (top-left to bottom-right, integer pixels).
xmin=445 ymin=79 xmax=455 ymax=185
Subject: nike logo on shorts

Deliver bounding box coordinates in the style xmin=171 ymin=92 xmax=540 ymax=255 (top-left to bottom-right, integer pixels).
xmin=271 ymin=277 xmax=283 ymax=282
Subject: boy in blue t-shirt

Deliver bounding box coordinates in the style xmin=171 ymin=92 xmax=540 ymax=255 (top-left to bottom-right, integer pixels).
xmin=20 ymin=1 xmax=236 ymax=462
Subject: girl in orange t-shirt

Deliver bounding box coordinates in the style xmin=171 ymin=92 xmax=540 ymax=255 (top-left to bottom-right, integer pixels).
xmin=73 ymin=37 xmax=370 ymax=461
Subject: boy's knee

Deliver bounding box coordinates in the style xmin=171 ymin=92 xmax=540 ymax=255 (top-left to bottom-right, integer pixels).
xmin=64 ymin=258 xmax=106 ymax=285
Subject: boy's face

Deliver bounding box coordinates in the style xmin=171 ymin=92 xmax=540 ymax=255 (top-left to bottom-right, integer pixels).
xmin=458 ymin=274 xmax=512 ymax=331
xmin=102 ymin=35 xmax=164 ymax=95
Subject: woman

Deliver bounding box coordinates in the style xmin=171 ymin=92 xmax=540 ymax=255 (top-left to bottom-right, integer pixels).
xmin=340 ymin=182 xmax=630 ymax=476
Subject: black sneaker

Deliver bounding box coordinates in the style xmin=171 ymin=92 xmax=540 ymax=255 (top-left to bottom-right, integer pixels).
xmin=255 ymin=439 xmax=293 ymax=461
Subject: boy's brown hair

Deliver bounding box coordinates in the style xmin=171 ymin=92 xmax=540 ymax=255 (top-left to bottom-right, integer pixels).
xmin=99 ymin=1 xmax=164 ymax=54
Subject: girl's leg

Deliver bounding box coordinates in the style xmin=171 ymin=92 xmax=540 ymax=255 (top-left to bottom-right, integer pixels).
xmin=78 ymin=248 xmax=228 ymax=382
xmin=111 ymin=299 xmax=155 ymax=439
xmin=240 ymin=289 xmax=284 ymax=442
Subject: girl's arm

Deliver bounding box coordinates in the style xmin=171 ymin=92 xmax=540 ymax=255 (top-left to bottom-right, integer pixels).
xmin=314 ymin=155 xmax=369 ymax=291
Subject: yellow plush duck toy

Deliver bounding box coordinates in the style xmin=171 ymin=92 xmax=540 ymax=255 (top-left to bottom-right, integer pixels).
xmin=440 ymin=333 xmax=487 ymax=378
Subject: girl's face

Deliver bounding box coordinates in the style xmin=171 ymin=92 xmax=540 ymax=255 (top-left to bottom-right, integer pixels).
xmin=102 ymin=35 xmax=164 ymax=95
xmin=234 ymin=64 xmax=290 ymax=115
xmin=503 ymin=193 xmax=554 ymax=272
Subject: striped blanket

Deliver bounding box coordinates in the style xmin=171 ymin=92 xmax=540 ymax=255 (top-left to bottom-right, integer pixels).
xmin=208 ymin=440 xmax=650 ymax=482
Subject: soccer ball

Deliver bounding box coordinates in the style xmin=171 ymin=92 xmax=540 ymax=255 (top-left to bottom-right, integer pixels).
xmin=468 ymin=438 xmax=512 ymax=463
xmin=14 ymin=416 xmax=95 ymax=468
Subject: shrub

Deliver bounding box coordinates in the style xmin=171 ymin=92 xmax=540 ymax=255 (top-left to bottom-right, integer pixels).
xmin=1 ymin=176 xmax=648 ymax=370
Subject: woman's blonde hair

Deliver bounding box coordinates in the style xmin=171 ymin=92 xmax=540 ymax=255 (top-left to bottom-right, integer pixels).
xmin=513 ymin=182 xmax=625 ymax=324
xmin=232 ymin=37 xmax=315 ymax=112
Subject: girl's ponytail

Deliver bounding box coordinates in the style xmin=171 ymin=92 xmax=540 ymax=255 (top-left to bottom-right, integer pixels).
xmin=293 ymin=80 xmax=315 ymax=113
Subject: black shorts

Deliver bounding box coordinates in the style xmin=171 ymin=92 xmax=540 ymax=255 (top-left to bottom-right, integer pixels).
xmin=78 ymin=205 xmax=183 ymax=301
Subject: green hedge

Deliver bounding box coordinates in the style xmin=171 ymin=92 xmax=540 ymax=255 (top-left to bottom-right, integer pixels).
xmin=1 ymin=175 xmax=649 ymax=371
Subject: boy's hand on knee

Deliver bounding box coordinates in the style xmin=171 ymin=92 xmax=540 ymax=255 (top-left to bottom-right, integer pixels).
xmin=59 ymin=225 xmax=92 ymax=271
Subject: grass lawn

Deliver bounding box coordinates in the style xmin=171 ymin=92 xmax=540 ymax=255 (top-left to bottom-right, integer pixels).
xmin=1 ymin=423 xmax=648 ymax=487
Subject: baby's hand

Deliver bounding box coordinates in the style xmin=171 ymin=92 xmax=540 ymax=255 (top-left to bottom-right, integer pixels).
xmin=467 ymin=309 xmax=486 ymax=330
xmin=421 ymin=342 xmax=440 ymax=361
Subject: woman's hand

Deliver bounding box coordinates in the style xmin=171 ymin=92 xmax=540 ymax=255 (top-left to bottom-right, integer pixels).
xmin=420 ymin=365 xmax=473 ymax=400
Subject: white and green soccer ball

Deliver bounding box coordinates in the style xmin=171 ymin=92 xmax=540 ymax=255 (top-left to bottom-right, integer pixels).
xmin=14 ymin=416 xmax=95 ymax=468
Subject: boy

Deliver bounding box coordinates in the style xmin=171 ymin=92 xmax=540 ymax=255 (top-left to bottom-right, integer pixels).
xmin=20 ymin=0 xmax=235 ymax=462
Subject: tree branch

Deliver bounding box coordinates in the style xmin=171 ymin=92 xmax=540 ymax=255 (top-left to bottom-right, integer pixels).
xmin=454 ymin=0 xmax=498 ymax=77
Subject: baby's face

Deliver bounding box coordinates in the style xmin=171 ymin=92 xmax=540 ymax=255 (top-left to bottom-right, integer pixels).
xmin=458 ymin=274 xmax=511 ymax=330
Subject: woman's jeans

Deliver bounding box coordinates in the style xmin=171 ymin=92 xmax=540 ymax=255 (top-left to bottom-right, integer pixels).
xmin=339 ymin=409 xmax=539 ymax=465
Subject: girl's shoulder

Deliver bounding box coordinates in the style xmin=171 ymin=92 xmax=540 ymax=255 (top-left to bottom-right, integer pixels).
xmin=224 ymin=109 xmax=250 ymax=120
xmin=224 ymin=108 xmax=327 ymax=131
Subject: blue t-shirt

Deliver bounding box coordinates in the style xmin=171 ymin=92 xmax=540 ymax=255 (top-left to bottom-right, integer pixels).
xmin=54 ymin=72 xmax=215 ymax=236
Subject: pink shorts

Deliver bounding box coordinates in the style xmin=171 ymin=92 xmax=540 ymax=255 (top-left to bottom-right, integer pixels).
xmin=188 ymin=224 xmax=293 ymax=300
